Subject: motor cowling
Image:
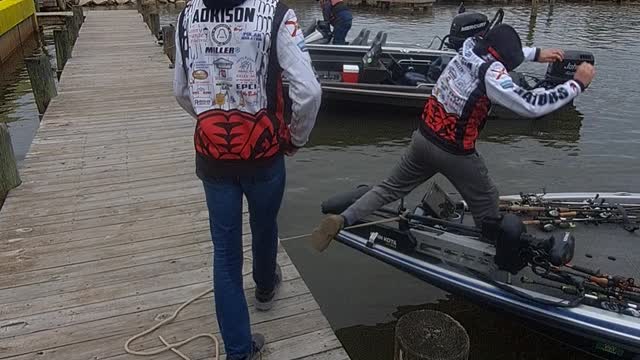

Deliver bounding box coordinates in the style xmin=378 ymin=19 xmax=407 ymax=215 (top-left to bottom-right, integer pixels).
xmin=483 ymin=214 xmax=530 ymax=274
xmin=544 ymin=50 xmax=595 ymax=86
xmin=448 ymin=12 xmax=490 ymax=51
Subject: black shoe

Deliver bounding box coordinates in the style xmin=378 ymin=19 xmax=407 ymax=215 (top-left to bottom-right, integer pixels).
xmin=246 ymin=333 xmax=265 ymax=360
xmin=255 ymin=264 xmax=282 ymax=311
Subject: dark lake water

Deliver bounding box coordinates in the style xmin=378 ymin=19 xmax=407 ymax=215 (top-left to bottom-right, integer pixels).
xmin=2 ymin=2 xmax=639 ymax=359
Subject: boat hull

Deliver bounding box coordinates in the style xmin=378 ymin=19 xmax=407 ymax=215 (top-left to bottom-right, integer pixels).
xmin=334 ymin=192 xmax=640 ymax=358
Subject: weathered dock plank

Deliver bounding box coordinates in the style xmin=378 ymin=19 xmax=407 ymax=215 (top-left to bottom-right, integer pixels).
xmin=0 ymin=9 xmax=347 ymax=360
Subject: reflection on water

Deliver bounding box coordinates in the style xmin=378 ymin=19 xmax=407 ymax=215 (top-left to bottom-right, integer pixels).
xmin=308 ymin=101 xmax=585 ymax=151
xmin=0 ymin=35 xmax=42 ymax=162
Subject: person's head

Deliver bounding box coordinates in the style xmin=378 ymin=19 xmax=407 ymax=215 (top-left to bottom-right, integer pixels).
xmin=474 ymin=24 xmax=524 ymax=71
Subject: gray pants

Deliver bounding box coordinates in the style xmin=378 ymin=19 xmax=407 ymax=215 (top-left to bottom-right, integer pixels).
xmin=342 ymin=130 xmax=499 ymax=227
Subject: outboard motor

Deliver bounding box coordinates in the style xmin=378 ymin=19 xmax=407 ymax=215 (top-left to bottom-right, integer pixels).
xmin=543 ymin=50 xmax=595 ymax=87
xmin=304 ymin=20 xmax=333 ymax=44
xmin=447 ymin=12 xmax=490 ymax=51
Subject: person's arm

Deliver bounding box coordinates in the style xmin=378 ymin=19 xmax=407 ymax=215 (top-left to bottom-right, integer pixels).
xmin=277 ymin=9 xmax=322 ymax=148
xmin=484 ymin=61 xmax=583 ymax=118
xmin=524 ymin=47 xmax=565 ymax=63
xmin=173 ymin=20 xmax=198 ymax=119
xmin=522 ymin=47 xmax=540 ymax=62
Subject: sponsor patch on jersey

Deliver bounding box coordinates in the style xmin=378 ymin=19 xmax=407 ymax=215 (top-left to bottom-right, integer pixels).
xmin=194 ymin=98 xmax=212 ymax=107
xmin=491 ymin=67 xmax=509 ymax=80
xmin=192 ymin=69 xmax=209 ymax=80
xmin=500 ymin=79 xmax=514 ymax=89
xmin=205 ymin=46 xmax=240 ymax=57
xmin=297 ymin=40 xmax=307 ymax=52
xmin=240 ymin=31 xmax=263 ymax=41
xmin=236 ymin=57 xmax=257 ymax=82
xmin=213 ymin=58 xmax=234 ymax=70
xmin=211 ymin=24 xmax=232 ymax=46
xmin=284 ymin=19 xmax=300 ymax=37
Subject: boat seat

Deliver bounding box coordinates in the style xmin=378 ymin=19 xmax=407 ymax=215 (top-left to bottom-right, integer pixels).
xmin=351 ymin=29 xmax=370 ymax=46
xmin=400 ymin=71 xmax=428 ymax=86
xmin=426 ymin=54 xmax=455 ymax=83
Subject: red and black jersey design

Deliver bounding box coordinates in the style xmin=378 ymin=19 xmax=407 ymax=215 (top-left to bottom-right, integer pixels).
xmin=195 ymin=109 xmax=290 ymax=161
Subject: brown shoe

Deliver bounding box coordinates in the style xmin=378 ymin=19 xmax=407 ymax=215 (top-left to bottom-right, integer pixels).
xmin=311 ymin=215 xmax=345 ymax=252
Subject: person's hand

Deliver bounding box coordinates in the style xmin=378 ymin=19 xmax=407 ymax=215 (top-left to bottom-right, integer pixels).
xmin=538 ymin=48 xmax=564 ymax=63
xmin=574 ymin=63 xmax=596 ymax=88
xmin=284 ymin=143 xmax=300 ymax=156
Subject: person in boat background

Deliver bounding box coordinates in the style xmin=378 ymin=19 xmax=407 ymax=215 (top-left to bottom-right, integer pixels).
xmin=318 ymin=0 xmax=353 ymax=44
xmin=173 ymin=0 xmax=321 ymax=358
xmin=311 ymin=24 xmax=596 ymax=251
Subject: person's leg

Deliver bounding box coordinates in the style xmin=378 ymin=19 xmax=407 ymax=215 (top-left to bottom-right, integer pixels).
xmin=440 ymin=152 xmax=500 ymax=227
xmin=332 ymin=11 xmax=352 ymax=44
xmin=240 ymin=156 xmax=286 ymax=309
xmin=202 ymin=178 xmax=252 ymax=359
xmin=341 ymin=132 xmax=436 ymax=226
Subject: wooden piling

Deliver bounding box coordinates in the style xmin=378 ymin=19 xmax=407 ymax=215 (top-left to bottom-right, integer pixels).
xmin=54 ymin=27 xmax=71 ymax=76
xmin=0 ymin=123 xmax=21 ymax=205
xmin=148 ymin=12 xmax=160 ymax=40
xmin=65 ymin=15 xmax=78 ymax=46
xmin=394 ymin=310 xmax=470 ymax=360
xmin=24 ymin=52 xmax=58 ymax=114
xmin=162 ymin=25 xmax=176 ymax=64
xmin=72 ymin=5 xmax=84 ymax=28
xmin=38 ymin=24 xmax=46 ymax=48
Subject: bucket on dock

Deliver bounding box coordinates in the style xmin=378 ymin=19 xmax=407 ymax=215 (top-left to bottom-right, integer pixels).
xmin=342 ymin=64 xmax=360 ymax=83
xmin=394 ymin=310 xmax=470 ymax=360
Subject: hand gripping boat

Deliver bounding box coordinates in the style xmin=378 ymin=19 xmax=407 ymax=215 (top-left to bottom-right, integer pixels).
xmin=321 ymin=185 xmax=640 ymax=359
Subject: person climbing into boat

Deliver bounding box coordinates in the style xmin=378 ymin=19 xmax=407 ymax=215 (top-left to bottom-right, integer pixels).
xmin=311 ymin=24 xmax=596 ymax=252
xmin=173 ymin=0 xmax=322 ymax=358
xmin=318 ymin=0 xmax=353 ymax=44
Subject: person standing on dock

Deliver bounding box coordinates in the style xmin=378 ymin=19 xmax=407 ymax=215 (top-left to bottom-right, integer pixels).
xmin=319 ymin=0 xmax=353 ymax=44
xmin=173 ymin=0 xmax=322 ymax=358
xmin=311 ymin=24 xmax=596 ymax=251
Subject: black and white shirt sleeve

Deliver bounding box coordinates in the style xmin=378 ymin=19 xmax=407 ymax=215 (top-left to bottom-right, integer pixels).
xmin=484 ymin=61 xmax=584 ymax=118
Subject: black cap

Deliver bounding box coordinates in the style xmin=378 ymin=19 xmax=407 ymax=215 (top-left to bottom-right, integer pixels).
xmin=475 ymin=24 xmax=524 ymax=71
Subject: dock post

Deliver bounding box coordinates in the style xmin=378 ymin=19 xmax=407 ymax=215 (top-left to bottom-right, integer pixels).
xmin=394 ymin=310 xmax=470 ymax=360
xmin=148 ymin=12 xmax=160 ymax=40
xmin=25 ymin=53 xmax=58 ymax=115
xmin=162 ymin=25 xmax=176 ymax=65
xmin=0 ymin=124 xmax=21 ymax=206
xmin=37 ymin=24 xmax=46 ymax=49
xmin=54 ymin=28 xmax=71 ymax=77
xmin=64 ymin=15 xmax=78 ymax=46
xmin=72 ymin=5 xmax=84 ymax=28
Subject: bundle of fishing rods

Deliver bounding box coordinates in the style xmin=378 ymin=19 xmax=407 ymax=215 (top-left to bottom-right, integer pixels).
xmin=499 ymin=193 xmax=640 ymax=233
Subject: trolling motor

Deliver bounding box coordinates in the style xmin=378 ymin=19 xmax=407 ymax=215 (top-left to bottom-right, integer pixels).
xmin=483 ymin=214 xmax=575 ymax=274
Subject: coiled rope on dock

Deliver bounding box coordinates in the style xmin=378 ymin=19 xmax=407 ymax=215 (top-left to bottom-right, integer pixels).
xmin=124 ymin=216 xmax=401 ymax=359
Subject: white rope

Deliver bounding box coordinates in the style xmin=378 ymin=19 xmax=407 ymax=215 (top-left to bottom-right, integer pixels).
xmin=124 ymin=252 xmax=252 ymax=360
xmin=124 ymin=216 xmax=401 ymax=359
xmin=279 ymin=216 xmax=403 ymax=242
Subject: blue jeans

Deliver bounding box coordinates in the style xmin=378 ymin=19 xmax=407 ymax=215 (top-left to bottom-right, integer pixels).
xmin=202 ymin=156 xmax=285 ymax=359
xmin=332 ymin=10 xmax=353 ymax=45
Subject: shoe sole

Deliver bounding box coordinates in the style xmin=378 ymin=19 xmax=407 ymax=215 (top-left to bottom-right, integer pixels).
xmin=255 ymin=266 xmax=282 ymax=312
xmin=311 ymin=216 xmax=343 ymax=252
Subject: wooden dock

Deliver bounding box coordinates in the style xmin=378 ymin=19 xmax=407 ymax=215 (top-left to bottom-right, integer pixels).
xmin=0 ymin=9 xmax=348 ymax=360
